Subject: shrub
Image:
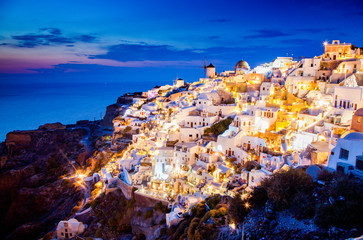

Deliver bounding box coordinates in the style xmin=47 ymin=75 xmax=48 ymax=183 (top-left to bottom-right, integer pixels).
xmin=170 ymin=220 xmax=190 ymax=240
xmin=249 ymin=186 xmax=268 ymax=207
xmin=228 ymin=194 xmax=250 ymax=224
xmin=191 ymin=202 xmax=207 ymax=218
xmin=206 ymin=195 xmax=221 ymax=209
xmin=187 ymin=218 xmax=201 ymax=240
xmin=317 ymin=169 xmax=334 ymax=182
xmin=199 ymin=211 xmax=211 ymax=224
xmin=261 ymin=168 xmax=314 ymax=208
xmin=204 ymin=117 xmax=233 ymax=136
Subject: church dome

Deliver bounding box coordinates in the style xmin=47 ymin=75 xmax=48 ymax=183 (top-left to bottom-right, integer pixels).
xmin=235 ymin=60 xmax=250 ymax=71
xmin=354 ymin=108 xmax=363 ymax=117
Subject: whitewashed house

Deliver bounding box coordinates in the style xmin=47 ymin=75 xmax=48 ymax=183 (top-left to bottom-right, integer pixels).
xmin=253 ymin=107 xmax=278 ymax=133
xmin=56 ymin=218 xmax=86 ymax=240
xmin=153 ymin=147 xmax=174 ymax=180
xmin=328 ymin=132 xmax=363 ymax=176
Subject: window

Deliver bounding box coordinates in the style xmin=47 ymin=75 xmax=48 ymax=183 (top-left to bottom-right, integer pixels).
xmin=356 ymin=159 xmax=363 ymax=171
xmin=339 ymin=148 xmax=349 ymax=160
xmin=331 ymin=151 xmax=334 ymax=155
xmin=358 ymin=117 xmax=361 ymax=123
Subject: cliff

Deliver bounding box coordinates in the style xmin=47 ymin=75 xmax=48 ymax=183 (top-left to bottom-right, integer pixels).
xmin=0 ymin=126 xmax=89 ymax=239
xmin=79 ymin=189 xmax=168 ymax=240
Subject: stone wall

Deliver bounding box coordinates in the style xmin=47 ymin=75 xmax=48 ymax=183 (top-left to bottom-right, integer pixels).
xmin=116 ymin=178 xmax=134 ymax=200
xmin=134 ymin=191 xmax=169 ymax=207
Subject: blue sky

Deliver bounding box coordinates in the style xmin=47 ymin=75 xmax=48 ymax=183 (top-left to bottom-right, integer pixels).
xmin=1 ymin=0 xmax=363 ymax=83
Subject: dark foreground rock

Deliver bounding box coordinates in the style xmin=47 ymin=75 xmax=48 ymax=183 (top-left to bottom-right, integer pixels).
xmin=80 ymin=190 xmax=167 ymax=240
xmin=0 ymin=127 xmax=88 ymax=239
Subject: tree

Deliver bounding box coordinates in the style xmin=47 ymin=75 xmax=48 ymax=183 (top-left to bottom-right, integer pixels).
xmin=228 ymin=194 xmax=250 ymax=224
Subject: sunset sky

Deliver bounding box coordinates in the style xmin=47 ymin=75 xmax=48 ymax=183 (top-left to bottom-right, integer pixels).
xmin=1 ymin=0 xmax=363 ymax=83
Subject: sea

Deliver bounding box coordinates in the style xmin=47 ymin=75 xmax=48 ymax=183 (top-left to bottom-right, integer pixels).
xmin=0 ymin=80 xmax=169 ymax=141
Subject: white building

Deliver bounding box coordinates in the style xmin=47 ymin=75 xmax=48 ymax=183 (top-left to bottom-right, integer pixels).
xmin=183 ymin=109 xmax=219 ymax=128
xmin=206 ymin=63 xmax=216 ymax=78
xmin=233 ymin=114 xmax=254 ymax=135
xmin=175 ymin=78 xmax=185 ymax=88
xmin=153 ymin=147 xmax=174 ymax=180
xmin=247 ymin=168 xmax=272 ymax=188
xmin=241 ymin=136 xmax=267 ymax=153
xmin=333 ymin=86 xmax=363 ymax=110
xmin=56 ymin=218 xmax=86 ymax=240
xmin=174 ymin=142 xmax=200 ymax=169
xmin=253 ymin=107 xmax=278 ymax=133
xmin=328 ymin=132 xmax=363 ymax=174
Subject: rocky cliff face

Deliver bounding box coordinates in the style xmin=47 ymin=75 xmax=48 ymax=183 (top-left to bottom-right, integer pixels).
xmin=101 ymin=103 xmax=126 ymax=129
xmin=79 ymin=190 xmax=167 ymax=240
xmin=0 ymin=127 xmax=88 ymax=239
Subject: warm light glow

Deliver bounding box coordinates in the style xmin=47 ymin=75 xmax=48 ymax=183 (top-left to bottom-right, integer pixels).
xmin=229 ymin=222 xmax=236 ymax=230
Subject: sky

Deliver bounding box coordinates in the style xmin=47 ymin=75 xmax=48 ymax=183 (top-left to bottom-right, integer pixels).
xmin=1 ymin=0 xmax=363 ymax=84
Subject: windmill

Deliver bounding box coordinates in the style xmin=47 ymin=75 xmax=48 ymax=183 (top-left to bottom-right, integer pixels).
xmin=199 ymin=58 xmax=207 ymax=76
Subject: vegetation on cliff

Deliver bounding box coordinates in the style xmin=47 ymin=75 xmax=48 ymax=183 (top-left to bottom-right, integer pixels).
xmin=204 ymin=117 xmax=233 ymax=137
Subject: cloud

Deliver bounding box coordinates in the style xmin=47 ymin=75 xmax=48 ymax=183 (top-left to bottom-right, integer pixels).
xmin=91 ymin=43 xmax=201 ymax=61
xmin=12 ymin=34 xmax=74 ymax=47
xmin=11 ymin=28 xmax=97 ymax=48
xmin=75 ymin=34 xmax=97 ymax=43
xmin=296 ymin=28 xmax=333 ymax=33
xmin=39 ymin=27 xmax=62 ymax=35
xmin=209 ymin=19 xmax=231 ymax=23
xmin=244 ymin=29 xmax=291 ymax=39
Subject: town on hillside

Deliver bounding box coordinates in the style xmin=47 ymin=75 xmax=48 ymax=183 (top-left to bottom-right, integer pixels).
xmin=55 ymin=40 xmax=363 ymax=239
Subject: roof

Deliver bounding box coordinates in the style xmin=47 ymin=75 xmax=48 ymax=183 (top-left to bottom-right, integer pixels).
xmin=207 ymin=63 xmax=215 ymax=68
xmin=218 ymin=164 xmax=230 ymax=174
xmin=56 ymin=218 xmax=83 ymax=232
xmin=354 ymin=108 xmax=363 ymax=117
xmin=343 ymin=132 xmax=363 ymax=141
xmin=235 ymin=60 xmax=250 ymax=70
xmin=157 ymin=146 xmax=174 ymax=151
xmin=329 ymin=73 xmax=348 ymax=83
xmin=354 ymin=73 xmax=363 ymax=86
